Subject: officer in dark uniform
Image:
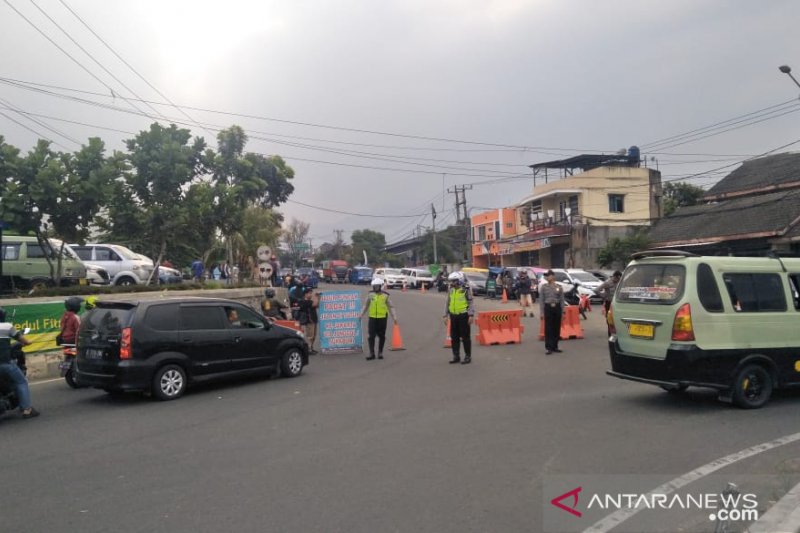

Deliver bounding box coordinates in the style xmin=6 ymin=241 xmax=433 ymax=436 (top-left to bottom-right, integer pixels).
xmin=539 ymin=270 xmax=565 ymax=354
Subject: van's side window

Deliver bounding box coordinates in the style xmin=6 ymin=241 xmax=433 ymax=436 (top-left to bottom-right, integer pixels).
xmin=2 ymin=243 xmax=20 ymax=260
xmin=180 ymin=306 xmax=226 ymax=330
xmin=144 ymin=304 xmax=179 ymax=331
xmin=722 ymin=273 xmax=787 ymax=312
xmin=697 ymin=263 xmax=723 ymax=312
xmin=26 ymin=244 xmax=52 ymax=259
xmin=789 ymin=274 xmax=800 ymax=310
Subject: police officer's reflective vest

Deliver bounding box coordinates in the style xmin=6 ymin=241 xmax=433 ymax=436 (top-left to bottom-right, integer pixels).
xmin=448 ymin=289 xmax=469 ymax=315
xmin=368 ymin=293 xmax=390 ymax=318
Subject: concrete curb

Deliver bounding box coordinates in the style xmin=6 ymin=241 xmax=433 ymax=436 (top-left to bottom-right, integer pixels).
xmin=746 ymin=480 xmax=800 ymax=533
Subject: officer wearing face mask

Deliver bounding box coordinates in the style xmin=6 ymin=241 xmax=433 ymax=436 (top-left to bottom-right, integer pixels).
xmin=443 ymin=272 xmax=475 ymax=365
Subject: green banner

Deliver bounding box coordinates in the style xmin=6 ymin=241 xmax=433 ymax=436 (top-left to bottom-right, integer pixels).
xmin=5 ymin=301 xmax=84 ymax=353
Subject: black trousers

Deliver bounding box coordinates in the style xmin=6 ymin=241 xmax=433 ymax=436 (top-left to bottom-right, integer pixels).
xmin=544 ymin=304 xmax=562 ymax=351
xmin=449 ymin=313 xmax=471 ymax=358
xmin=368 ymin=317 xmax=388 ymax=355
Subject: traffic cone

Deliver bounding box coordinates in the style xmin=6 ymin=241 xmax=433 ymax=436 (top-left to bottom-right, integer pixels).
xmin=389 ymin=323 xmax=406 ymax=351
xmin=444 ymin=319 xmax=452 ymax=348
xmin=501 ymin=288 xmax=508 ymax=304
xmin=421 ymin=283 xmax=426 ymax=293
xmin=402 ymin=281 xmax=407 ymax=292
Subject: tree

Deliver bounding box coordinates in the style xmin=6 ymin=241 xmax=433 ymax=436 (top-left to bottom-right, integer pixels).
xmin=663 ymin=182 xmax=705 ymax=216
xmin=350 ymin=229 xmax=386 ymax=265
xmin=596 ymin=230 xmax=651 ymax=268
xmin=283 ymin=218 xmax=310 ymax=268
xmin=100 ymin=123 xmax=207 ymax=277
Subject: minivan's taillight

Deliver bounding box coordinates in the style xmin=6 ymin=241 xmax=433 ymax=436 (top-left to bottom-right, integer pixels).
xmin=671 ymin=303 xmax=695 ymax=341
xmin=606 ymin=305 xmax=616 ymax=334
xmin=120 ymin=327 xmax=132 ymax=359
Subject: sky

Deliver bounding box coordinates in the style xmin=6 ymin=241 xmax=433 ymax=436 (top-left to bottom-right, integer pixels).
xmin=2 ymin=0 xmax=800 ymax=248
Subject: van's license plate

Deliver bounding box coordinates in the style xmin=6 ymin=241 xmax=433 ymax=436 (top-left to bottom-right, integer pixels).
xmin=628 ymin=323 xmax=655 ymax=339
xmin=84 ymin=349 xmax=104 ymax=359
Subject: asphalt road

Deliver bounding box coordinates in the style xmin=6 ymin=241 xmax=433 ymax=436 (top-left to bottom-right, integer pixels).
xmin=3 ymin=284 xmax=800 ymax=533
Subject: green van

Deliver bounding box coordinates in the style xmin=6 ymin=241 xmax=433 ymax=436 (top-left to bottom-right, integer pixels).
xmin=607 ymin=250 xmax=800 ymax=409
xmin=1 ymin=235 xmax=87 ymax=291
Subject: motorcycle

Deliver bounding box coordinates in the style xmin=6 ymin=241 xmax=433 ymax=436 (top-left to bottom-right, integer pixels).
xmin=59 ymin=343 xmax=80 ymax=388
xmin=0 ymin=328 xmax=30 ymax=417
xmin=564 ymin=282 xmax=593 ymax=320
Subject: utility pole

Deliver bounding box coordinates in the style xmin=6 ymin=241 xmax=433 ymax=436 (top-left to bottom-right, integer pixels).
xmin=431 ymin=203 xmax=438 ymax=264
xmin=448 ymin=184 xmax=473 ymax=262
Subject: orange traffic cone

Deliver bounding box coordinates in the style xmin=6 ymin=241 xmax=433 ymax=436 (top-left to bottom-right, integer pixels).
xmin=444 ymin=319 xmax=452 ymax=348
xmin=389 ymin=323 xmax=406 ymax=351
xmin=501 ymin=288 xmax=508 ymax=304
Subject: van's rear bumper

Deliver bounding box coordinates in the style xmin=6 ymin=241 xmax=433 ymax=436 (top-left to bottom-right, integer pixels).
xmin=607 ymin=338 xmax=731 ymax=390
xmin=75 ymin=362 xmax=153 ymax=391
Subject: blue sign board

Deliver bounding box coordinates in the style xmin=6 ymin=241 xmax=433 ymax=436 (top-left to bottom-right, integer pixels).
xmin=318 ymin=290 xmax=363 ymax=354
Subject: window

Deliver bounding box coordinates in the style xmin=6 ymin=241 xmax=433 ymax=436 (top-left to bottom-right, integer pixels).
xmin=26 ymin=244 xmax=51 ymax=259
xmin=477 ymin=226 xmax=486 ymax=241
xmin=495 ymin=221 xmax=500 ymax=239
xmin=789 ymin=274 xmax=800 ymax=310
xmin=226 ymin=306 xmax=264 ymax=329
xmin=144 ymin=304 xmax=179 ymax=331
xmin=617 ymin=264 xmax=685 ymax=304
xmin=72 ymin=247 xmax=92 ymax=261
xmin=179 ymin=306 xmax=226 ymax=330
xmin=722 ymin=273 xmax=786 ymax=312
xmin=2 ymin=243 xmax=20 ymax=260
xmin=96 ymin=247 xmax=120 ymax=261
xmin=697 ymin=263 xmax=723 ymax=312
xmin=608 ymin=194 xmax=625 ymax=213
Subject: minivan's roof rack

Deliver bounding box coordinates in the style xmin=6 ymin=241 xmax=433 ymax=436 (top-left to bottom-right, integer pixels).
xmin=630 ymin=250 xmax=700 ymax=260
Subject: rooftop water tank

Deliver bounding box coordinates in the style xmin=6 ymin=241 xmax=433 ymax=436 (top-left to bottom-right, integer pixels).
xmin=628 ymin=145 xmax=641 ymax=163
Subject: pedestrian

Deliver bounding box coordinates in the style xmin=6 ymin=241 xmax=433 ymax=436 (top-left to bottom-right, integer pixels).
xmin=598 ymin=270 xmax=622 ymax=314
xmin=297 ymin=288 xmax=319 ymax=354
xmin=219 ymin=261 xmax=230 ymax=284
xmin=270 ymin=255 xmax=280 ymax=287
xmin=539 ymin=270 xmax=565 ymax=354
xmin=443 ymin=271 xmax=475 ymax=364
xmin=261 ymin=288 xmax=289 ymax=320
xmin=211 ymin=263 xmax=221 ymax=280
xmin=0 ymin=307 xmax=39 ymax=419
xmin=359 ymin=277 xmax=398 ymax=360
xmin=517 ymin=271 xmax=535 ymax=317
xmin=191 ymin=258 xmax=204 ymax=283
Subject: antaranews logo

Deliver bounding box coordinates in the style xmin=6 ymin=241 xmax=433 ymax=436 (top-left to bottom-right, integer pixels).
xmin=550 ymin=487 xmax=583 ymax=517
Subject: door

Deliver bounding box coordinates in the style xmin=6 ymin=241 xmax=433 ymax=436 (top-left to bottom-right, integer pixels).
xmin=223 ymin=304 xmax=279 ymax=371
xmin=178 ymin=305 xmax=233 ymax=376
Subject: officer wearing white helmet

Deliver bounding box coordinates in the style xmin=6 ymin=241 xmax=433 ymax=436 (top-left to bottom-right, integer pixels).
xmin=359 ymin=277 xmax=398 ymax=360
xmin=443 ymin=271 xmax=475 ymax=364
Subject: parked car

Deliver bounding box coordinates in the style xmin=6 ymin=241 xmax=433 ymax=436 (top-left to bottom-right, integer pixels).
xmin=463 ymin=272 xmax=488 ymax=296
xmin=374 ymin=268 xmax=406 ymax=288
xmin=349 ymin=266 xmax=373 ymax=284
xmin=295 ymin=267 xmax=319 ymax=289
xmin=401 ymin=268 xmax=434 ymax=289
xmin=535 ymin=268 xmax=600 ymax=302
xmin=0 ymin=235 xmax=87 ymax=291
xmin=85 ymin=263 xmax=111 ymax=286
xmin=157 ymin=265 xmax=183 ymax=284
xmin=70 ymin=243 xmax=154 ymax=286
xmin=74 ymin=298 xmax=309 ymax=400
xmin=607 ymin=251 xmax=800 ymax=409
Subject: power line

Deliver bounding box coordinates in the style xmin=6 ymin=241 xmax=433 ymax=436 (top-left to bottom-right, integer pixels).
xmin=0 ymin=109 xmax=67 ymax=149
xmin=0 ymin=96 xmax=79 ymax=146
xmin=286 ymin=199 xmax=428 ymax=218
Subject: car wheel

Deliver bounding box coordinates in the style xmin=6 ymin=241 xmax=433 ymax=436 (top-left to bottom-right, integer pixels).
xmin=731 ymin=364 xmax=773 ymax=409
xmin=116 ymin=276 xmax=137 ymax=286
xmin=280 ymin=346 xmax=304 ymax=378
xmin=29 ymin=278 xmax=53 ymax=291
xmin=152 ymin=364 xmax=187 ymax=401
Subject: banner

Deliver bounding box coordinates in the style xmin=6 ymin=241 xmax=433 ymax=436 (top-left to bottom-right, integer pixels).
xmin=3 ymin=301 xmax=82 ymax=353
xmin=318 ymin=290 xmax=363 ymax=354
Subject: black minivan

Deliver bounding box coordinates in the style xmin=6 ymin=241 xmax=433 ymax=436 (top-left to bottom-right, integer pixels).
xmin=75 ymin=298 xmax=309 ymax=400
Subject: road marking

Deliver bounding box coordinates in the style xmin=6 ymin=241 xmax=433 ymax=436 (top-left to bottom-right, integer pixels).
xmin=30 ymin=378 xmax=63 ymax=385
xmin=583 ymin=431 xmax=800 ymax=532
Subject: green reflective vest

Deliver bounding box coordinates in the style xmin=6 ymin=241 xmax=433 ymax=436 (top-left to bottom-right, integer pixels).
xmin=369 ymin=293 xmax=390 ymax=318
xmin=448 ymin=289 xmax=469 ymax=315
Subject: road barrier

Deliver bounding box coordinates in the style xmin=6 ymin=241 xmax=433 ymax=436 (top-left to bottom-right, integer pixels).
xmin=273 ymin=319 xmax=303 ymax=332
xmin=537 ymin=305 xmax=584 ymax=340
xmin=475 ymin=309 xmax=524 ymax=345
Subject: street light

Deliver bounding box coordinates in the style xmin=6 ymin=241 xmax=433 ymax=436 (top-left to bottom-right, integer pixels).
xmin=778 ymin=65 xmax=800 ymax=91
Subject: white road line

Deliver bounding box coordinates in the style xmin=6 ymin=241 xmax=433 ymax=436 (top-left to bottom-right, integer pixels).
xmin=583 ymin=431 xmax=800 ymax=533
xmin=30 ymin=378 xmax=63 ymax=385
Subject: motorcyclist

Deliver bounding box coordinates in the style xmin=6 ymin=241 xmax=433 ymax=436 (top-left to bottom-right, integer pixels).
xmin=59 ymin=296 xmax=82 ymax=347
xmin=0 ymin=307 xmax=39 ymax=418
xmin=84 ymin=295 xmax=98 ymax=311
xmin=261 ymin=288 xmax=289 ymax=320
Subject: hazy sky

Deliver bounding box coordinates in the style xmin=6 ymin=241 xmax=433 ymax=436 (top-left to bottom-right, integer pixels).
xmin=2 ymin=0 xmax=799 ymax=247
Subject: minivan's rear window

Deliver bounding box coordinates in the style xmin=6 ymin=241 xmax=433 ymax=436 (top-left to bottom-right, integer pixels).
xmin=83 ymin=307 xmax=132 ymax=337
xmin=617 ymin=264 xmax=685 ymax=304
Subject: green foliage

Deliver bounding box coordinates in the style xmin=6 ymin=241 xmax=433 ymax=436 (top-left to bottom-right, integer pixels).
xmin=663 ymin=182 xmax=705 ymax=216
xmin=596 ymin=230 xmax=651 ymax=267
xmin=350 ymin=229 xmax=386 ymax=264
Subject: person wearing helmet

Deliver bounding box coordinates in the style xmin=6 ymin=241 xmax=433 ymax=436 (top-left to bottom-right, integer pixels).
xmin=443 ymin=271 xmax=475 ymax=364
xmin=0 ymin=307 xmax=39 ymax=418
xmin=84 ymin=295 xmax=98 ymax=311
xmin=261 ymin=287 xmax=288 ymax=320
xmin=359 ymin=277 xmax=398 ymax=360
xmin=58 ymin=296 xmax=82 ymax=347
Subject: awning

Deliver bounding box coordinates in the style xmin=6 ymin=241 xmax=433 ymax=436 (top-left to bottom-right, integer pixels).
xmin=516 ymin=189 xmax=582 ymax=207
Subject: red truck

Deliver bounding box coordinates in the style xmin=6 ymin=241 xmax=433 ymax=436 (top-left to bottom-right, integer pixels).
xmin=321 ymin=260 xmax=349 ymax=283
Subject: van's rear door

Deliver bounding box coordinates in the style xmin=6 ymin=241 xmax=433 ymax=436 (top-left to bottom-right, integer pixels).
xmin=77 ymin=302 xmax=136 ymax=372
xmin=613 ymin=263 xmax=686 ymax=359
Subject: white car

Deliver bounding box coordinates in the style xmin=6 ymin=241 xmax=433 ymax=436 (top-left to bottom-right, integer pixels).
xmin=401 ymin=268 xmax=434 ymax=289
xmin=70 ymin=243 xmax=155 ymax=286
xmin=374 ymin=268 xmax=406 ymax=288
xmin=85 ymin=263 xmax=111 ymax=285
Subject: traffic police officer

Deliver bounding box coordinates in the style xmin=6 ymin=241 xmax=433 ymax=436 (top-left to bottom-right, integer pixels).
xmin=360 ymin=278 xmax=398 ymax=360
xmin=443 ymin=272 xmax=475 ymax=364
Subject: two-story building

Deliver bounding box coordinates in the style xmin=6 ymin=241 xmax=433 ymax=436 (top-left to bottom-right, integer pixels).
xmin=470 ymin=149 xmax=662 ymax=268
